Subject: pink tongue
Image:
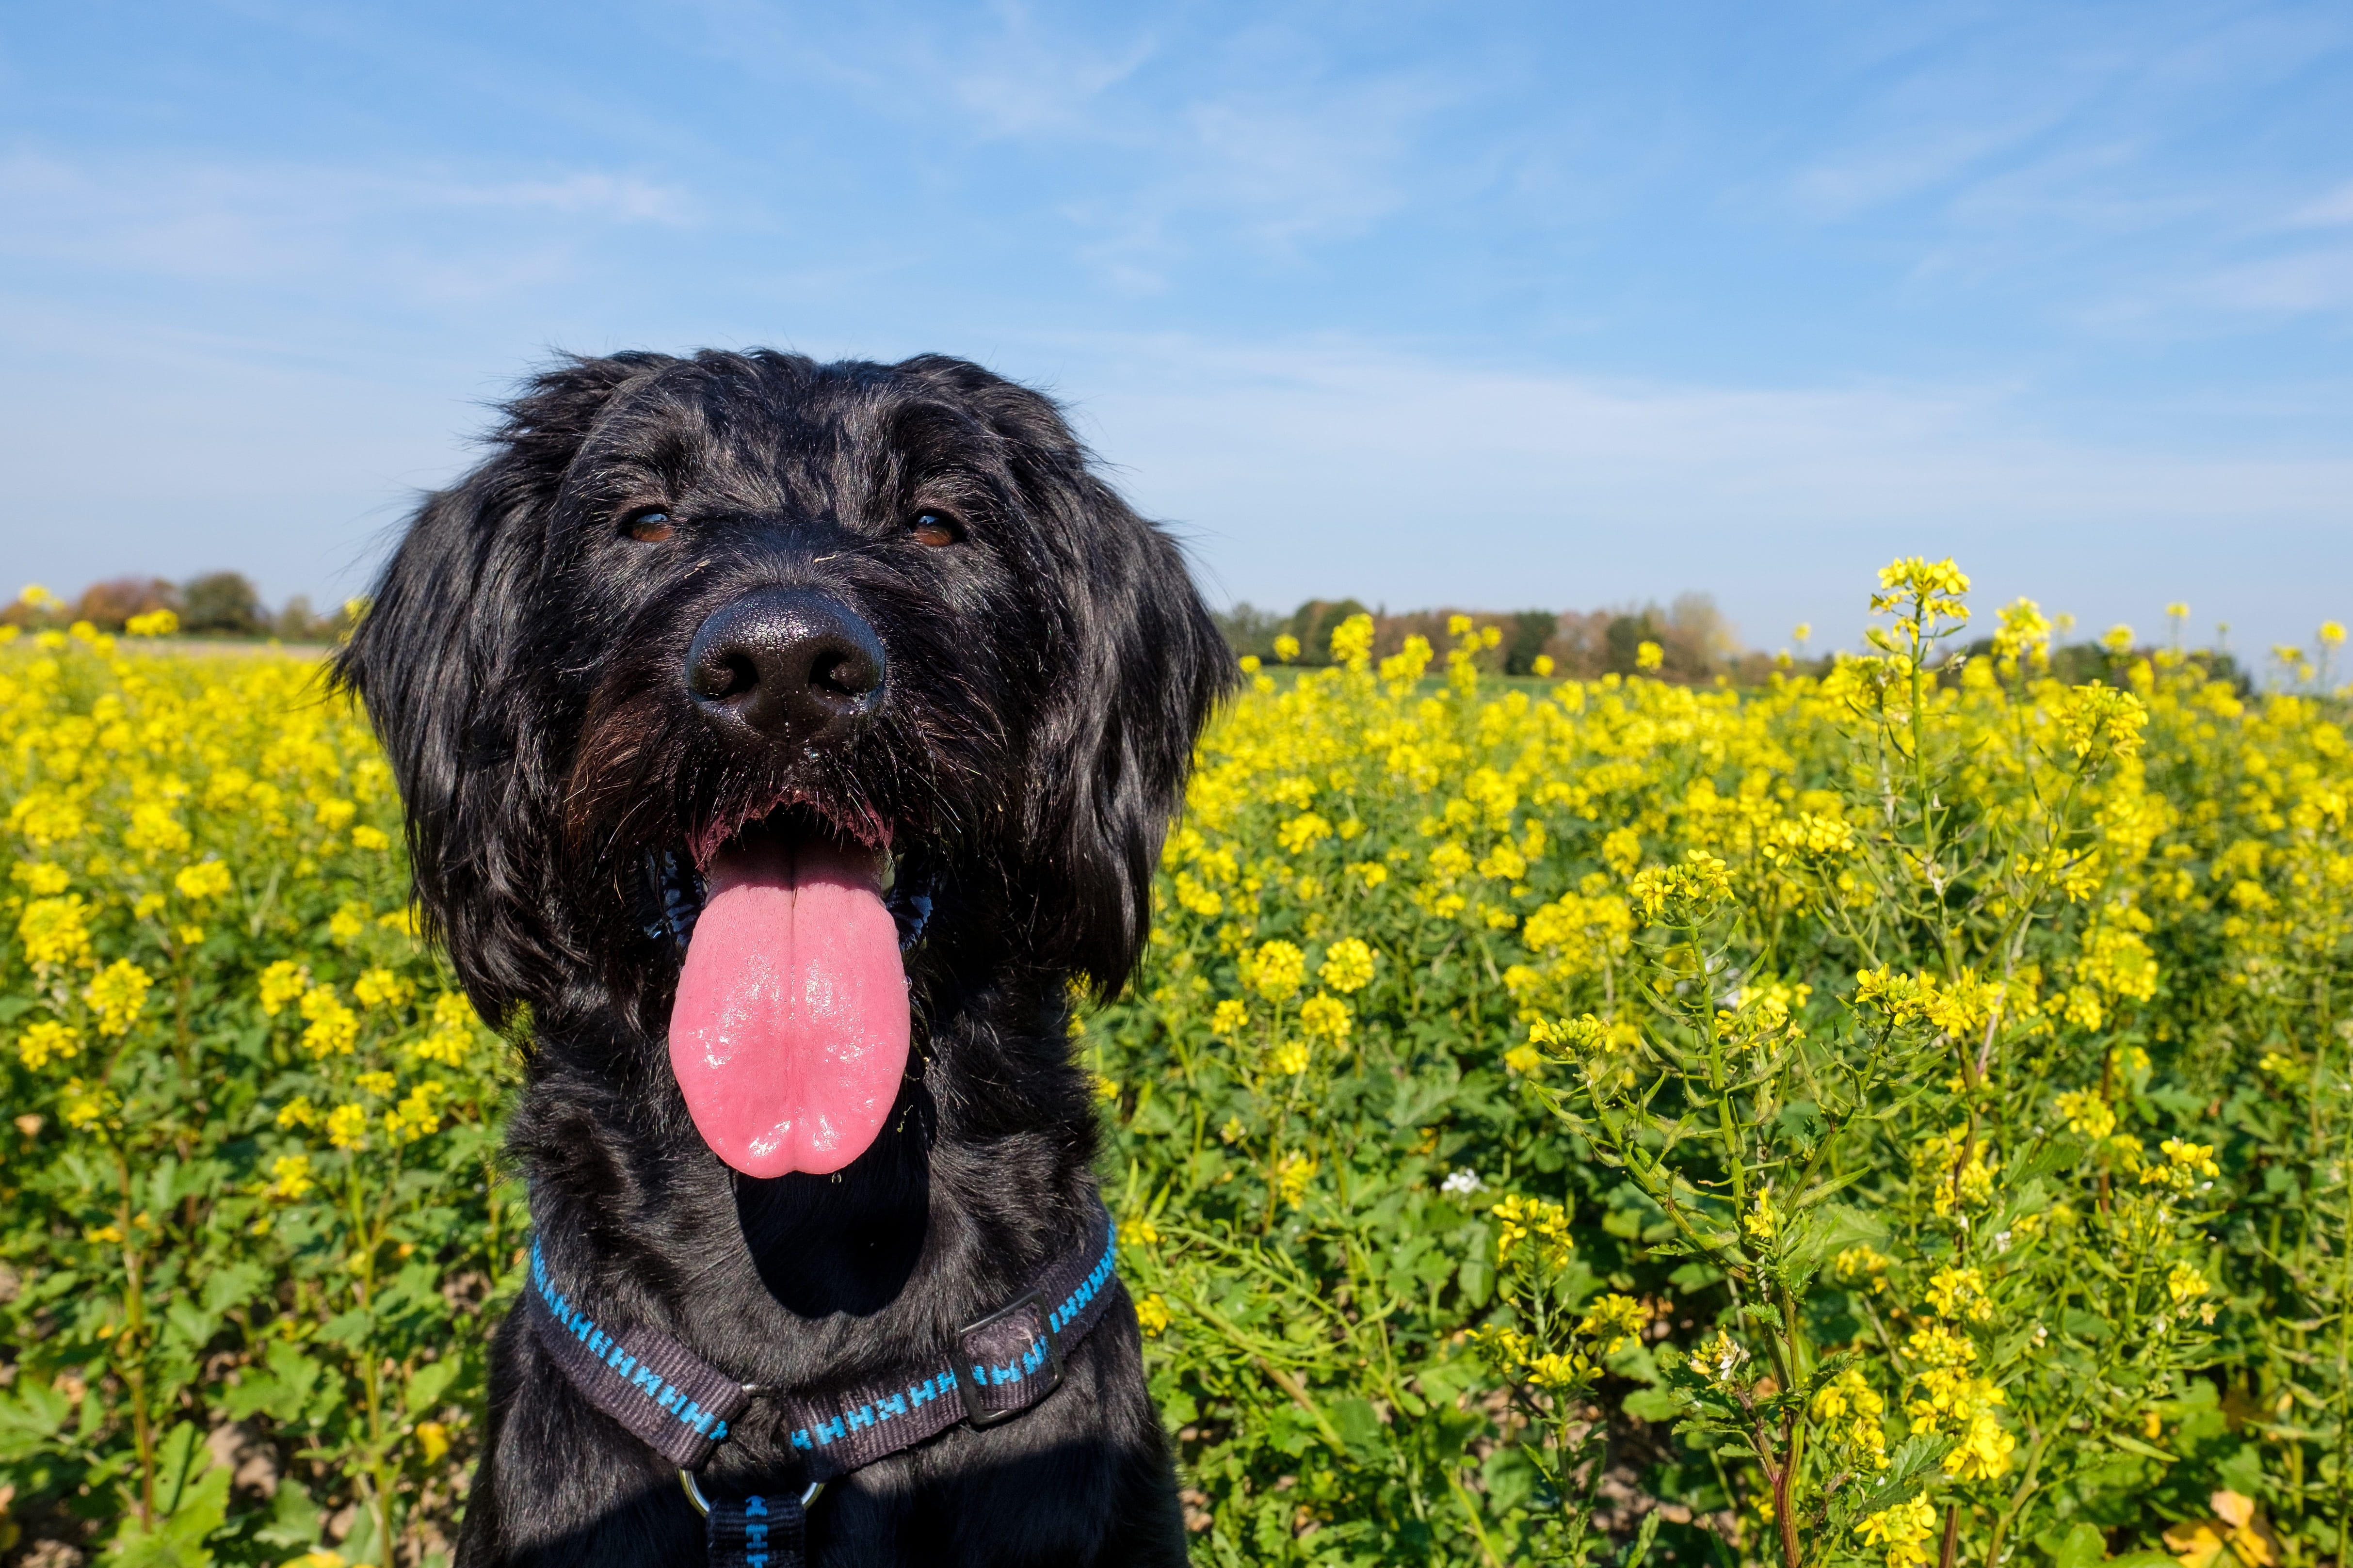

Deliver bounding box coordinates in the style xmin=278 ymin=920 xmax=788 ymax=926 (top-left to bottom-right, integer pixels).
xmin=668 ymin=835 xmax=911 ymax=1178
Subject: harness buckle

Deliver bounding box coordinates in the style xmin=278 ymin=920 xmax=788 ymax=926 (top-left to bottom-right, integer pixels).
xmin=955 ymin=1287 xmax=1062 ymax=1429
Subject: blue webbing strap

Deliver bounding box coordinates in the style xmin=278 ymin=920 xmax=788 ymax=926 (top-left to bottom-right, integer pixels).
xmin=526 ymin=1197 xmax=1125 ymax=1506
xmin=704 ymin=1489 xmax=805 ymax=1568
xmin=523 ymin=1240 xmax=753 ymax=1469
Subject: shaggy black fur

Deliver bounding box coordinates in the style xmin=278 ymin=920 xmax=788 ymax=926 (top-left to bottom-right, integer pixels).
xmin=335 ymin=349 xmax=1233 ymax=1568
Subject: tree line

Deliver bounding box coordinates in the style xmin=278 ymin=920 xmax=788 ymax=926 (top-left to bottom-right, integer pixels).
xmin=1213 ymin=593 xmax=1775 ymax=685
xmin=2 ymin=574 xmax=358 ymax=642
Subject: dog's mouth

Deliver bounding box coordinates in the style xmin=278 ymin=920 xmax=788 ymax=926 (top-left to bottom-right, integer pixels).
xmin=650 ymin=804 xmax=926 ymax=1180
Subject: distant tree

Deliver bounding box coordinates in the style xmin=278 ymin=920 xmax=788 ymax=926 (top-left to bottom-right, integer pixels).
xmin=76 ymin=577 xmax=182 ymax=632
xmin=276 ymin=595 xmax=327 ymax=641
xmin=1211 ymin=602 xmax=1288 ymax=660
xmin=1284 ymin=599 xmax=1371 ymax=665
xmin=182 ymin=572 xmax=266 ymax=637
xmin=1502 ymin=610 xmax=1558 ymax=676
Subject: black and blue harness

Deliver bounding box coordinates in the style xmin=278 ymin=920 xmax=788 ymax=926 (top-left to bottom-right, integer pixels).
xmin=524 ymin=1198 xmax=1125 ymax=1568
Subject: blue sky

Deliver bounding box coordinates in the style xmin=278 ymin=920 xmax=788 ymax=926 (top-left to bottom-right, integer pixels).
xmin=3 ymin=1 xmax=2348 ymax=657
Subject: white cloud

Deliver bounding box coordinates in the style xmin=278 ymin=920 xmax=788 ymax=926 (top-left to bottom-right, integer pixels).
xmin=0 ymin=150 xmax=696 ymax=298
xmin=2287 ymin=181 xmax=2353 ymax=228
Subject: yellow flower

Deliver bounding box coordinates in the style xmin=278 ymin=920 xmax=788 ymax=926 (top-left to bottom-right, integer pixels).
xmin=325 ymin=1103 xmax=370 ymax=1151
xmin=1328 ymin=613 xmax=1375 ymax=668
xmin=174 ymin=860 xmax=235 ymax=901
xmin=1690 ymin=1329 xmax=1748 ymax=1389
xmin=1743 ymin=1191 xmax=1777 ymax=1240
xmin=17 ymin=1019 xmax=81 ymax=1070
xmin=1835 ymin=1244 xmax=1893 ymax=1293
xmin=62 ymin=1079 xmax=110 ymax=1131
xmin=85 ymin=960 xmax=154 ymax=1038
xmin=1135 ymin=1294 xmax=1173 ymax=1337
xmin=354 ymin=968 xmax=412 ymax=1011
xmin=2161 ymin=1136 xmax=2220 ymax=1178
xmin=1579 ymin=1293 xmax=1647 ymax=1354
xmin=124 ymin=608 xmax=178 ymax=637
xmin=415 ymin=1421 xmax=451 ymax=1464
xmin=1297 ymin=993 xmax=1351 ymax=1042
xmin=1626 ymin=851 xmax=1731 ymax=924
xmin=1209 ymin=999 xmax=1249 ymax=1037
xmin=269 ymin=1154 xmax=316 ymax=1200
xmin=1855 ymin=1496 xmax=1938 ymax=1567
xmin=408 ymin=992 xmax=480 ymax=1067
xmin=1269 ymin=1039 xmax=1310 ymax=1075
xmin=327 ymin=900 xmax=368 ymax=945
xmin=356 ymin=1070 xmax=397 ymax=1098
xmin=1492 ymin=1194 xmax=1574 ymax=1272
xmin=2054 ymin=1089 xmax=2116 ymax=1139
xmin=1871 ymin=556 xmax=1971 ymax=619
xmin=1318 ymin=937 xmax=1376 ymax=993
xmin=351 ymin=824 xmax=392 ymax=851
xmin=13 ymin=862 xmax=70 ymax=895
xmin=1273 ymin=1150 xmax=1315 ymax=1206
xmin=1926 ymin=1265 xmax=1993 ymax=1323
xmin=299 ymin=988 xmax=360 ymax=1057
xmin=1277 ymin=812 xmax=1332 ymax=853
xmin=2167 ymin=1261 xmax=2211 ymax=1307
xmin=385 ymin=1082 xmax=445 ymax=1145
xmin=1246 ymin=940 xmax=1306 ymax=1004
xmin=18 ymin=895 xmax=94 ymax=968
xmin=276 ymin=1098 xmax=320 ymax=1130
xmin=257 ymin=960 xmax=310 ymax=1017
xmin=1944 ymin=1409 xmax=2017 ymax=1480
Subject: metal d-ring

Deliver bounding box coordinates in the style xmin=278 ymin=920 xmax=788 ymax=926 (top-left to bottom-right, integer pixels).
xmin=679 ymin=1469 xmax=825 ymax=1517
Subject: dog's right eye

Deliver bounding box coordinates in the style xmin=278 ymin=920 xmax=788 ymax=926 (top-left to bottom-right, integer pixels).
xmin=624 ymin=509 xmax=676 ymax=544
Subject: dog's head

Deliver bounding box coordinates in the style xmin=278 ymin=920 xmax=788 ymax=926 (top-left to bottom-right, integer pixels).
xmin=337 ymin=350 xmax=1232 ymax=1175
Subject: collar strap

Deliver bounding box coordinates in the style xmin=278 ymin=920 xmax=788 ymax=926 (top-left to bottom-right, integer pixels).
xmin=524 ymin=1197 xmax=1124 ymax=1482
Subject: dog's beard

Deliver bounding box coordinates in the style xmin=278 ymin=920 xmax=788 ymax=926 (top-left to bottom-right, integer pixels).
xmin=666 ymin=817 xmax=911 ymax=1178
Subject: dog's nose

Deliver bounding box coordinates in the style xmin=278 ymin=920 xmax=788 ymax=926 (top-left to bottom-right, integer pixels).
xmin=685 ymin=589 xmax=886 ymax=747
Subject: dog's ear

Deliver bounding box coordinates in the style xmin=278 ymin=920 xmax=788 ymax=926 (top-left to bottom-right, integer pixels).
xmin=335 ymin=353 xmax=663 ymax=1026
xmin=1016 ymin=456 xmax=1237 ymax=997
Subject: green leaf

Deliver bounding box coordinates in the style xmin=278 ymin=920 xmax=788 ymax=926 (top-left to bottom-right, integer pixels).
xmin=219 ymin=1343 xmax=324 ymax=1424
xmin=318 ymin=1307 xmax=375 ymax=1348
xmin=1456 ymin=1253 xmax=1492 ymax=1308
xmin=1616 ymin=1508 xmax=1661 ymax=1568
xmin=0 ymin=1378 xmax=73 ymax=1460
xmin=2039 ymin=1522 xmax=2107 ymax=1568
xmin=404 ymin=1355 xmax=463 ymax=1418
xmin=1621 ymin=1387 xmax=1681 ymax=1422
xmin=2103 ymin=1430 xmax=2177 ymax=1462
xmin=105 ymin=1422 xmax=229 ymax=1568
xmin=252 ymin=1480 xmax=324 ymax=1551
xmin=200 ymin=1263 xmax=268 ymax=1318
xmin=1330 ymin=1397 xmax=1385 ymax=1458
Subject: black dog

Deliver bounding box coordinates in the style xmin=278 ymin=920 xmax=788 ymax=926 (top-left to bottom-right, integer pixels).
xmin=336 ymin=350 xmax=1231 ymax=1567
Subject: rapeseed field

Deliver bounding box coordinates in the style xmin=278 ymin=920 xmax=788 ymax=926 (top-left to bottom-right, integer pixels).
xmin=3 ymin=561 xmax=2350 ymax=1568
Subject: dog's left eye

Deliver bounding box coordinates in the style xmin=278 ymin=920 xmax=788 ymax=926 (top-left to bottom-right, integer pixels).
xmin=624 ymin=509 xmax=676 ymax=543
xmin=908 ymin=511 xmax=962 ymax=548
